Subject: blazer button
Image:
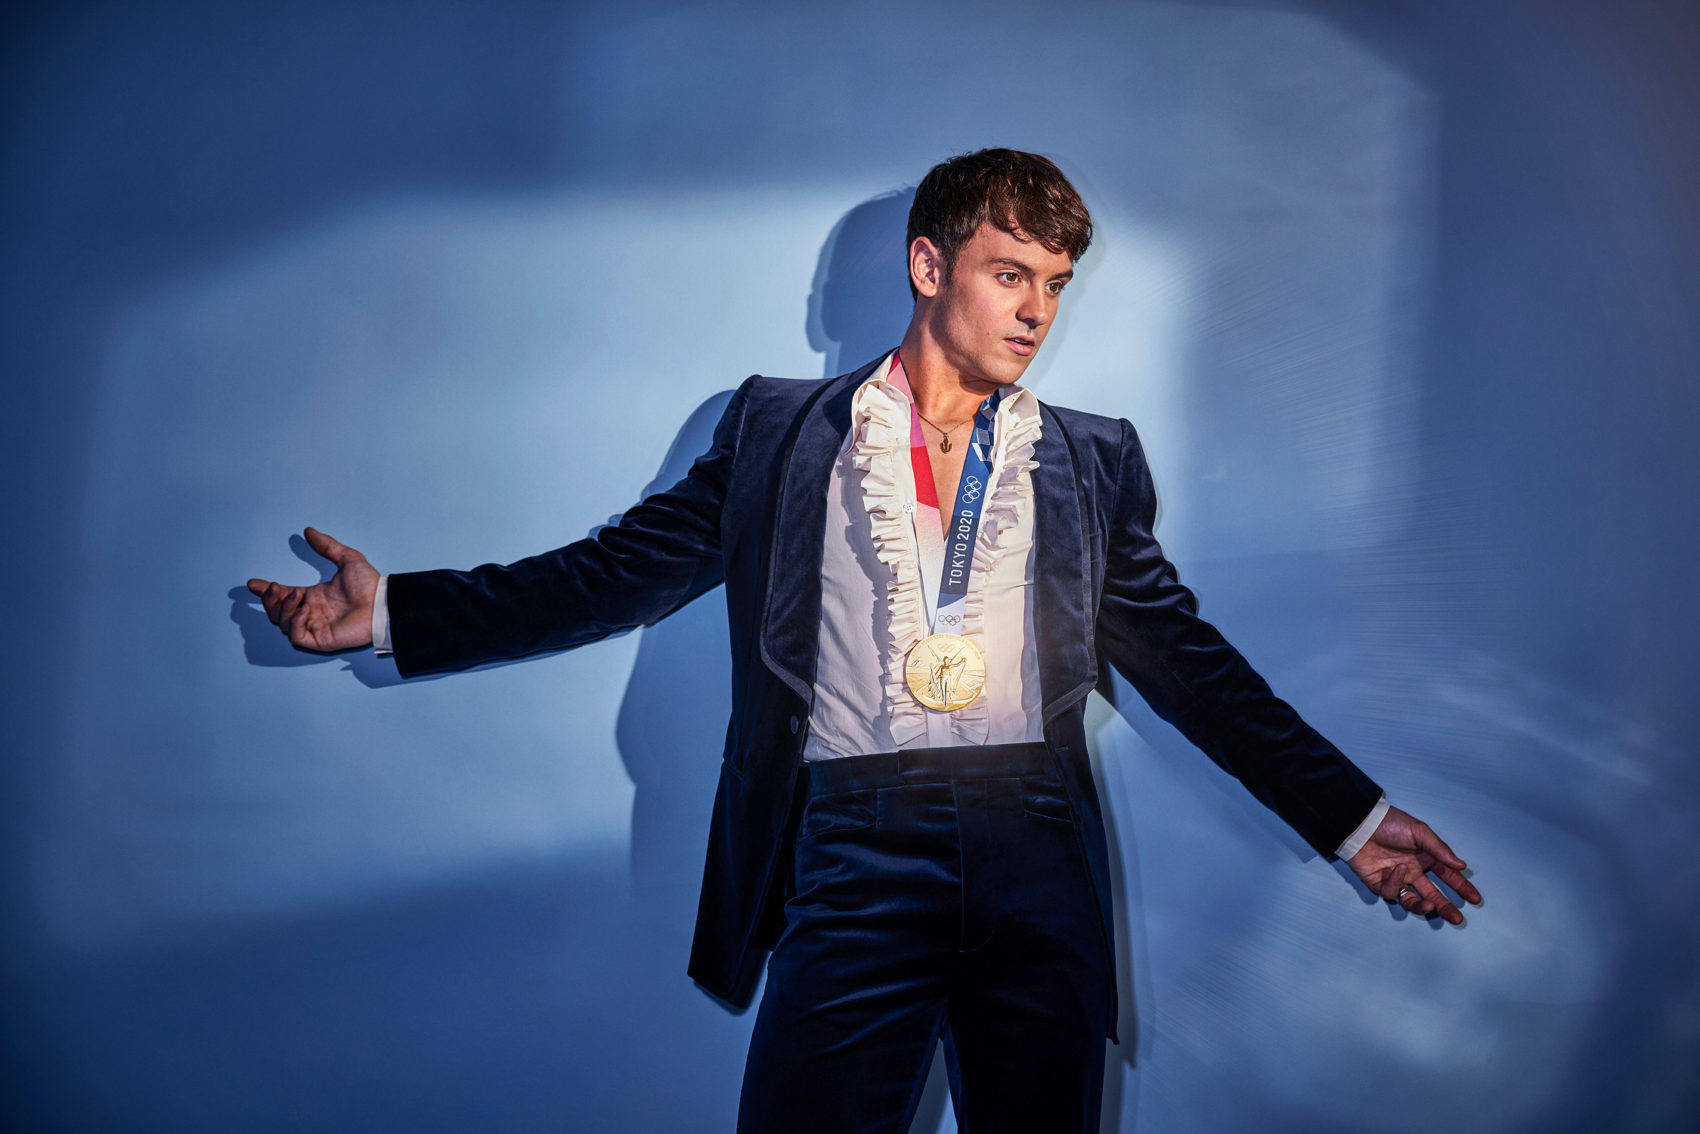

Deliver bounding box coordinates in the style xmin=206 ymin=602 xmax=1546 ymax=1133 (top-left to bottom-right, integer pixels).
xmin=788 ymin=715 xmax=800 ymax=735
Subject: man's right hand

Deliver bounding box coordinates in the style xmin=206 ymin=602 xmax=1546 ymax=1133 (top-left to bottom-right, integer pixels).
xmin=247 ymin=527 xmax=380 ymax=652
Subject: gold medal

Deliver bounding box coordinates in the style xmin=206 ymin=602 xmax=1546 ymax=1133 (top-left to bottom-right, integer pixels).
xmin=905 ymin=632 xmax=987 ymax=712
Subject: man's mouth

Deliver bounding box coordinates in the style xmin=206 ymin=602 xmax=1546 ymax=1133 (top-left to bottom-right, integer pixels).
xmin=1006 ymin=335 xmax=1035 ymax=356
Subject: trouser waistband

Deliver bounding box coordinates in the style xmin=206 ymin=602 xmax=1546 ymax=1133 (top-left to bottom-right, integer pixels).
xmin=804 ymin=741 xmax=1052 ymax=794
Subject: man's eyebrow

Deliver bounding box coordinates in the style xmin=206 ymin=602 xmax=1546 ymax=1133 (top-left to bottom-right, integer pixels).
xmin=988 ymin=256 xmax=1074 ymax=281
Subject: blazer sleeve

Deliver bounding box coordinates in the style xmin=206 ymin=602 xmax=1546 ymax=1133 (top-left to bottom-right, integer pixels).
xmin=1094 ymin=418 xmax=1383 ymax=857
xmin=384 ymin=379 xmax=751 ymax=678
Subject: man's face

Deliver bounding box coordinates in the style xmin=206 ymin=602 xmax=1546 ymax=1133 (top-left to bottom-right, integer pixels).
xmin=920 ymin=221 xmax=1075 ymax=389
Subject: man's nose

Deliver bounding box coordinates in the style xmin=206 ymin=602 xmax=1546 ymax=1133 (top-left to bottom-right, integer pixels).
xmin=1017 ymin=290 xmax=1050 ymax=329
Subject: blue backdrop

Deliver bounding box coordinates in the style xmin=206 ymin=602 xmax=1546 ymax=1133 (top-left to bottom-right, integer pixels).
xmin=3 ymin=2 xmax=1697 ymax=1130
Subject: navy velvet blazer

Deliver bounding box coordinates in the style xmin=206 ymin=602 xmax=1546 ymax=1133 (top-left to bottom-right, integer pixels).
xmin=386 ymin=355 xmax=1383 ymax=1038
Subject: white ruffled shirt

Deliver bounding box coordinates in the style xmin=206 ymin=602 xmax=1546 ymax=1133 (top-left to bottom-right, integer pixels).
xmin=803 ymin=352 xmax=1045 ymax=759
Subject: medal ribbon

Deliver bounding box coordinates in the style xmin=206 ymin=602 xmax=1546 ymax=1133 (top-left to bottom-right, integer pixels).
xmin=887 ymin=355 xmax=1001 ymax=637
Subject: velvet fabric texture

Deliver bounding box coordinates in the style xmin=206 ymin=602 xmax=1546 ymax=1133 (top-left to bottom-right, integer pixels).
xmin=737 ymin=743 xmax=1108 ymax=1134
xmin=385 ymin=355 xmax=1385 ymax=1041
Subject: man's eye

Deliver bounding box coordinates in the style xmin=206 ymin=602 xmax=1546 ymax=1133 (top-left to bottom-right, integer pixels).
xmin=997 ymin=271 xmax=1020 ymax=284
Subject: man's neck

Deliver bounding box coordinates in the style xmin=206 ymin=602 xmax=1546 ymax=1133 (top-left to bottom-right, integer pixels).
xmin=895 ymin=324 xmax=1003 ymax=426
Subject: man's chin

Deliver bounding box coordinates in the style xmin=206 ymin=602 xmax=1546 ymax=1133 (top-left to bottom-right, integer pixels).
xmin=995 ymin=356 xmax=1037 ymax=386
xmin=955 ymin=350 xmax=1035 ymax=390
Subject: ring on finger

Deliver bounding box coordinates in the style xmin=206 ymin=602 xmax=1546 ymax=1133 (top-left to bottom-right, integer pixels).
xmin=1395 ymin=884 xmax=1417 ymax=904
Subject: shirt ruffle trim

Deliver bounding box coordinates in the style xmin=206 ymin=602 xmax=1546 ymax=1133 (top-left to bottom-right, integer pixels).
xmin=851 ymin=381 xmax=1041 ymax=749
xmin=849 ymin=384 xmax=930 ymax=748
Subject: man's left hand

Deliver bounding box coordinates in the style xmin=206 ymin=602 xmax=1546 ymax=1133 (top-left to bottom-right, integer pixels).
xmin=1347 ymin=806 xmax=1482 ymax=925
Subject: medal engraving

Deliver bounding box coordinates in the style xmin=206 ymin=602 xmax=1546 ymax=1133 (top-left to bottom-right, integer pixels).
xmin=905 ymin=632 xmax=987 ymax=712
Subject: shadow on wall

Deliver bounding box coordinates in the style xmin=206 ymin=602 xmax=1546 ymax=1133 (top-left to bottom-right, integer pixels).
xmin=613 ymin=184 xmax=919 ymax=917
xmin=608 ymin=186 xmax=947 ymax=1121
xmin=807 ymin=190 xmax=916 ymax=380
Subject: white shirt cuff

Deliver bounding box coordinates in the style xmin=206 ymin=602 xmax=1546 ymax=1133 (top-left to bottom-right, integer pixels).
xmin=1334 ymin=795 xmax=1389 ymax=861
xmin=371 ymin=574 xmax=392 ymax=655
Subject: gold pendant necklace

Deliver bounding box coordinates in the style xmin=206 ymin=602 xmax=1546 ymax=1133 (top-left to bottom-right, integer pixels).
xmin=915 ymin=410 xmax=969 ymax=453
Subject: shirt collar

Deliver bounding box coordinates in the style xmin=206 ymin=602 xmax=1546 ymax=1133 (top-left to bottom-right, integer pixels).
xmin=850 ymin=349 xmax=1039 ymax=442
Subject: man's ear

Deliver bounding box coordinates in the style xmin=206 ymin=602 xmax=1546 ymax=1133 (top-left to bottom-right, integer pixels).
xmin=909 ymin=237 xmax=943 ymax=299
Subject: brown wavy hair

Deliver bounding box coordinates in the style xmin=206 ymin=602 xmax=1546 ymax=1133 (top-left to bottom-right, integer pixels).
xmin=905 ymin=149 xmax=1094 ymax=299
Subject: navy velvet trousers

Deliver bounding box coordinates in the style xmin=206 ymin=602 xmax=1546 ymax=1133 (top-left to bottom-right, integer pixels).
xmin=737 ymin=742 xmax=1109 ymax=1133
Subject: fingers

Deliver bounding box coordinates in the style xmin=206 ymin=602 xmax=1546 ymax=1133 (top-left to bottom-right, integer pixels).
xmin=1431 ymin=860 xmax=1484 ymax=907
xmin=277 ymin=588 xmax=307 ymax=637
xmin=280 ymin=590 xmax=310 ymax=639
xmin=1410 ymin=820 xmax=1481 ymax=909
xmin=1411 ymin=821 xmax=1468 ymax=872
xmin=1407 ymin=874 xmax=1464 ymax=926
xmin=247 ymin=530 xmax=376 ymax=652
xmin=249 ymin=579 xmax=307 ymax=636
xmin=1351 ymin=809 xmax=1481 ymax=927
xmin=251 ymin=580 xmax=289 ymax=624
xmin=304 ymin=526 xmax=363 ymax=568
xmin=1385 ymin=864 xmax=1468 ymax=925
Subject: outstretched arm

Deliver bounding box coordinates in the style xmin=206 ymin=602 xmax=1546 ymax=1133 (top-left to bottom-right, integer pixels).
xmin=247 ymin=527 xmax=380 ymax=652
xmin=1094 ymin=419 xmax=1483 ymax=920
xmin=382 ymin=378 xmax=752 ymax=677
xmin=1093 ymin=419 xmax=1383 ymax=858
xmin=1348 ymin=805 xmax=1483 ymax=924
xmin=245 ymin=381 xmax=751 ymax=677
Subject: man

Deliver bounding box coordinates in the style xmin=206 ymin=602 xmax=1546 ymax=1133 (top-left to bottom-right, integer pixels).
xmin=249 ymin=149 xmax=1481 ymax=1132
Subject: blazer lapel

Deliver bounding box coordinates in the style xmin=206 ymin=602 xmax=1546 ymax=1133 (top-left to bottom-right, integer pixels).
xmin=759 ymin=364 xmax=1099 ymax=720
xmin=1032 ymin=402 xmax=1099 ymax=721
xmin=758 ymin=357 xmax=882 ymax=703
